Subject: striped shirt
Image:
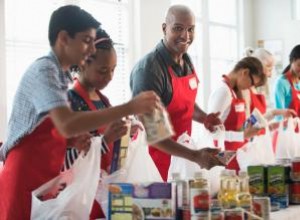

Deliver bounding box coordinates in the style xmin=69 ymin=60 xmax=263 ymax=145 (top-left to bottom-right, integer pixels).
xmin=62 ymin=90 xmax=110 ymax=171
xmin=0 ymin=51 xmax=71 ymax=161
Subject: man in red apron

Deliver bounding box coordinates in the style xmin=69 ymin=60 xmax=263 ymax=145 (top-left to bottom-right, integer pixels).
xmin=130 ymin=5 xmax=223 ymax=181
xmin=0 ymin=6 xmax=159 ymax=219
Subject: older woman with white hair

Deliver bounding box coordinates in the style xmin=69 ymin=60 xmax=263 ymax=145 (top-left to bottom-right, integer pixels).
xmin=243 ymin=47 xmax=295 ymax=125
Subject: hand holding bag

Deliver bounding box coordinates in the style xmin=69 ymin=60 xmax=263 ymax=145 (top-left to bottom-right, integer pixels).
xmin=31 ymin=137 xmax=102 ymax=220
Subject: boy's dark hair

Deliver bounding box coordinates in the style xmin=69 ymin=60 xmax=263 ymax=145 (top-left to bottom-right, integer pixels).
xmin=282 ymin=44 xmax=300 ymax=74
xmin=48 ymin=5 xmax=100 ymax=46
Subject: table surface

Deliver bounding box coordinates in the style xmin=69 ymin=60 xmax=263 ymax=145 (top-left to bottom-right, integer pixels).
xmin=270 ymin=205 xmax=300 ymax=220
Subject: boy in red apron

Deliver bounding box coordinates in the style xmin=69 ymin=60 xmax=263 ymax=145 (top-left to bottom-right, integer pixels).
xmin=0 ymin=6 xmax=159 ymax=220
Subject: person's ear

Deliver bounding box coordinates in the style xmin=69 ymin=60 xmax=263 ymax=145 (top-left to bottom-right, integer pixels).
xmin=162 ymin=23 xmax=167 ymax=35
xmin=57 ymin=30 xmax=69 ymax=46
xmin=242 ymin=68 xmax=250 ymax=77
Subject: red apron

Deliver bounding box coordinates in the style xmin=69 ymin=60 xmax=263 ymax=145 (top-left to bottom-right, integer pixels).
xmin=223 ymin=76 xmax=246 ymax=171
xmin=149 ymin=66 xmax=198 ymax=181
xmin=249 ymin=89 xmax=267 ymax=114
xmin=273 ymin=71 xmax=300 ymax=152
xmin=250 ymin=89 xmax=267 ymax=135
xmin=0 ymin=118 xmax=66 ymax=220
xmin=286 ymin=71 xmax=300 ymax=116
xmin=73 ymin=80 xmax=112 ymax=219
xmin=73 ymin=79 xmax=113 ymax=172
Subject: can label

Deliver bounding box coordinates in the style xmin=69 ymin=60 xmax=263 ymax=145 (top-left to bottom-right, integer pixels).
xmin=224 ymin=210 xmax=244 ymax=220
xmin=292 ymin=159 xmax=300 ymax=180
xmin=252 ymin=197 xmax=270 ymax=220
xmin=190 ymin=189 xmax=209 ymax=214
xmin=248 ymin=165 xmax=266 ymax=195
xmin=290 ymin=182 xmax=300 ymax=204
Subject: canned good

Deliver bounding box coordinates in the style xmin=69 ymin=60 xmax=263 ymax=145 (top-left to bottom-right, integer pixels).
xmin=191 ymin=211 xmax=210 ymax=220
xmin=252 ymin=197 xmax=270 ymax=220
xmin=224 ymin=209 xmax=244 ymax=220
xmin=289 ymin=182 xmax=300 ymax=204
xmin=291 ymin=157 xmax=300 ymax=180
xmin=247 ymin=165 xmax=267 ymax=196
xmin=182 ymin=207 xmax=191 ymax=220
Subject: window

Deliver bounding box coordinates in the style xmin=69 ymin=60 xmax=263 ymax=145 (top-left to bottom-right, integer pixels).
xmin=4 ymin=0 xmax=130 ymax=118
xmin=171 ymin=0 xmax=242 ymax=138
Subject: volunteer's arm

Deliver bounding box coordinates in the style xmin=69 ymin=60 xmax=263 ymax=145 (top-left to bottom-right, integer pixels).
xmin=49 ymin=91 xmax=159 ymax=138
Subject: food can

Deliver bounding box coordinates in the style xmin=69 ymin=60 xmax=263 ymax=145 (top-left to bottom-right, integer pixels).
xmin=252 ymin=197 xmax=270 ymax=220
xmin=291 ymin=157 xmax=300 ymax=180
xmin=224 ymin=209 xmax=244 ymax=220
xmin=289 ymin=181 xmax=300 ymax=204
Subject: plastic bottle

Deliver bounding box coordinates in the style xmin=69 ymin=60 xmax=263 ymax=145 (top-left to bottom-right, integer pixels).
xmin=171 ymin=173 xmax=188 ymax=219
xmin=190 ymin=172 xmax=210 ymax=217
xmin=238 ymin=171 xmax=252 ymax=213
xmin=225 ymin=170 xmax=239 ymax=209
xmin=218 ymin=169 xmax=229 ymax=208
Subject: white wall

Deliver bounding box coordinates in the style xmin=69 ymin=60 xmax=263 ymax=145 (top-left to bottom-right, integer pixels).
xmin=242 ymin=0 xmax=254 ymax=50
xmin=0 ymin=0 xmax=7 ymax=141
xmin=253 ymin=0 xmax=300 ymax=65
xmin=131 ymin=0 xmax=170 ymax=64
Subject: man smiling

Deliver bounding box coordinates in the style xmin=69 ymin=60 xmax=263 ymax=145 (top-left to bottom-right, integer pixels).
xmin=130 ymin=5 xmax=223 ymax=181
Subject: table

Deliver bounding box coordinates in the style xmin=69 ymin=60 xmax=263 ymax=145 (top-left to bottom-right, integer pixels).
xmin=271 ymin=205 xmax=300 ymax=220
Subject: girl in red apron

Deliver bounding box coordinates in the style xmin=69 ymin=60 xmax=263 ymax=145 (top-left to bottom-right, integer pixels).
xmin=0 ymin=12 xmax=159 ymax=219
xmin=64 ymin=29 xmax=142 ymax=219
xmin=208 ymin=57 xmax=266 ymax=172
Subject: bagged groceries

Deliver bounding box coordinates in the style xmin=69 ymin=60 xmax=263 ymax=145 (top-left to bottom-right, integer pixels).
xmin=140 ymin=105 xmax=174 ymax=145
xmin=167 ymin=129 xmax=225 ymax=197
xmin=95 ymin=128 xmax=162 ymax=217
xmin=275 ymin=117 xmax=300 ymax=159
xmin=30 ymin=137 xmax=101 ymax=220
xmin=236 ymin=127 xmax=275 ymax=171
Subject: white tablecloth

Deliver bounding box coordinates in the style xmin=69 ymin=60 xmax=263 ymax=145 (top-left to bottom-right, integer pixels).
xmin=271 ymin=205 xmax=300 ymax=220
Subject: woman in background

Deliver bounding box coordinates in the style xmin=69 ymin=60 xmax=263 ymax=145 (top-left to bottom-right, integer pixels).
xmin=243 ymin=48 xmax=296 ymax=128
xmin=208 ymin=57 xmax=266 ymax=171
xmin=274 ymin=45 xmax=300 ymax=118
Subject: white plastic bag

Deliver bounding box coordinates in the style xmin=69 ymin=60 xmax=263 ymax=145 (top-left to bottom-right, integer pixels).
xmin=123 ymin=128 xmax=163 ymax=183
xmin=94 ymin=128 xmax=162 ymax=217
xmin=236 ymin=127 xmax=275 ymax=171
xmin=31 ymin=137 xmax=102 ymax=220
xmin=167 ymin=127 xmax=225 ymax=196
xmin=95 ymin=169 xmax=127 ymax=218
xmin=275 ymin=118 xmax=298 ymax=159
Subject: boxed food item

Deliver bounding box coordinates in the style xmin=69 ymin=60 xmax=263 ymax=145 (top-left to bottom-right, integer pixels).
xmin=247 ymin=165 xmax=267 ymax=196
xmin=110 ymin=120 xmax=131 ymax=173
xmin=132 ymin=182 xmax=173 ymax=220
xmin=245 ymin=108 xmax=267 ymax=129
xmin=108 ymin=183 xmax=133 ymax=220
xmin=267 ymin=165 xmax=289 ymax=209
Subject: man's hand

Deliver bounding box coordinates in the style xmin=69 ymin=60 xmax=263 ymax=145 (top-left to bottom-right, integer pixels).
xmin=204 ymin=112 xmax=222 ymax=132
xmin=67 ymin=133 xmax=92 ymax=153
xmin=194 ymin=148 xmax=224 ymax=169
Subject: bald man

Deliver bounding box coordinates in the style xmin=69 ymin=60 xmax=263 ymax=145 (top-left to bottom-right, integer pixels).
xmin=130 ymin=5 xmax=223 ymax=181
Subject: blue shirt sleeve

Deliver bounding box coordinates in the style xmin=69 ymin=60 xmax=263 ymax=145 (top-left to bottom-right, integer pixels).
xmin=31 ymin=60 xmax=69 ymax=115
xmin=273 ymin=75 xmax=291 ymax=120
